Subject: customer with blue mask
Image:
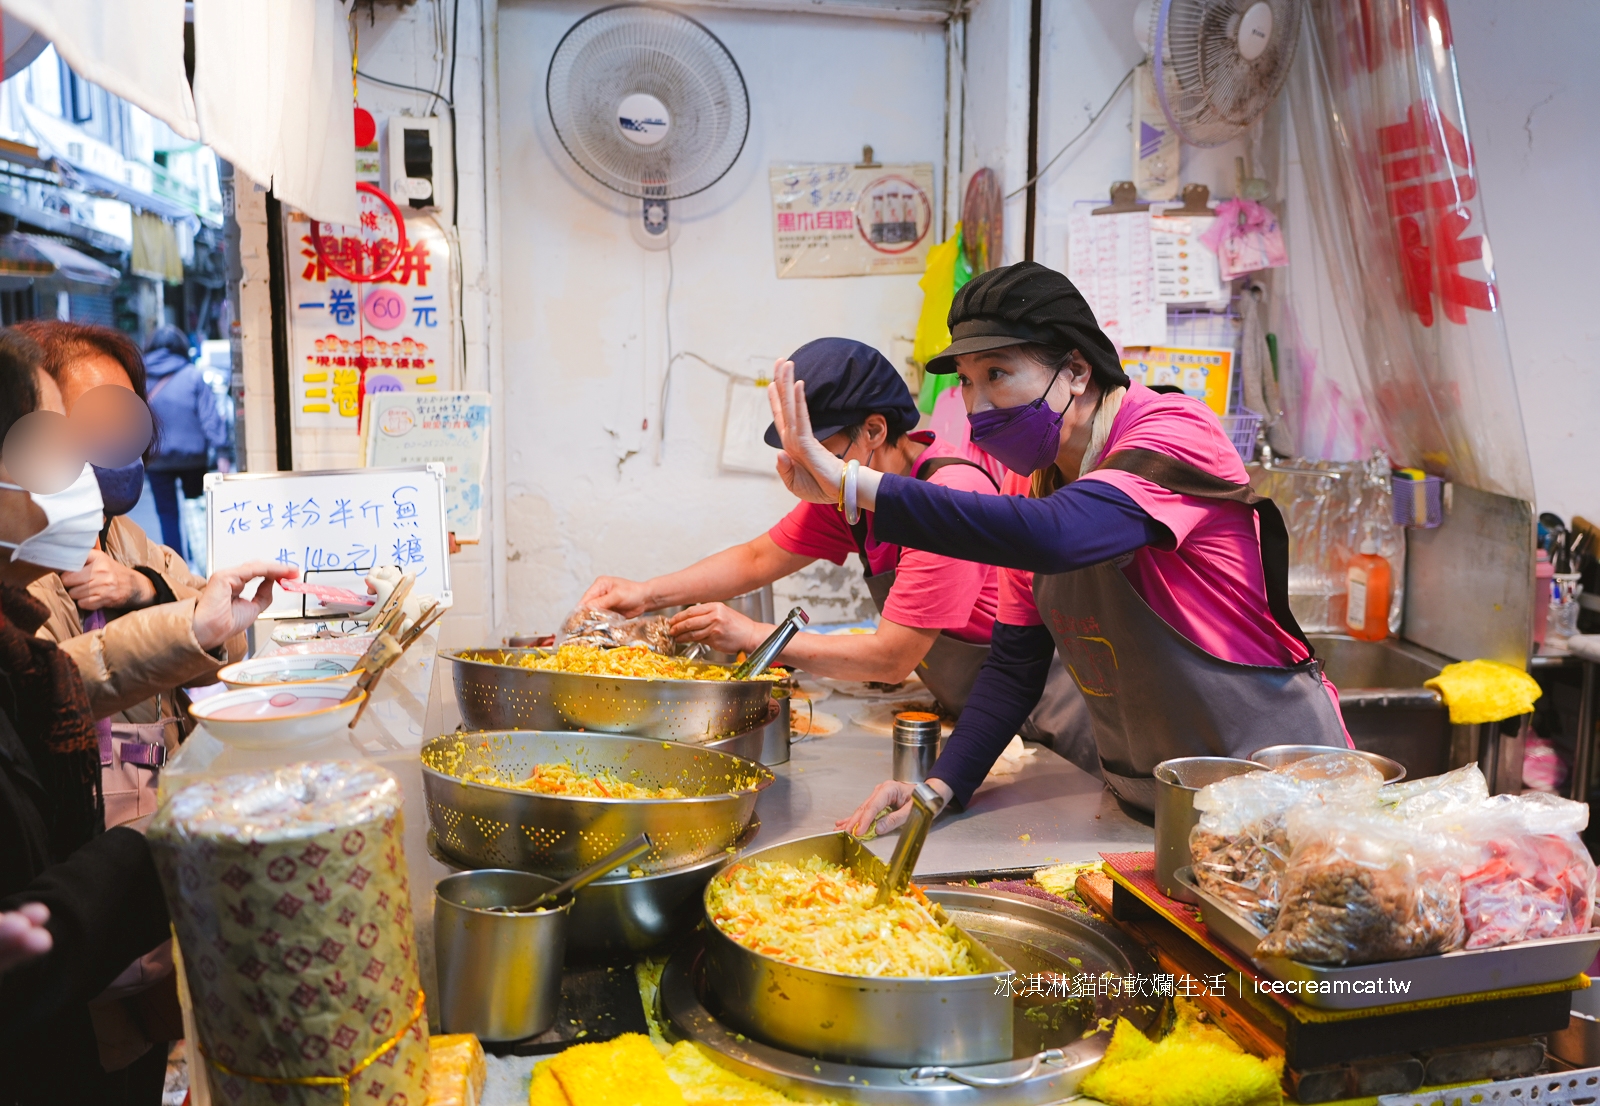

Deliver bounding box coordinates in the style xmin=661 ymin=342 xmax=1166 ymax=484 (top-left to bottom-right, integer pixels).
xmin=141 ymin=325 xmax=230 ymax=557
xmin=16 ymin=321 xmax=248 ymax=828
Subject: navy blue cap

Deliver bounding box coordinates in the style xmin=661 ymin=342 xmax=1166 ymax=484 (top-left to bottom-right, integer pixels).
xmin=763 ymin=338 xmax=918 ymax=448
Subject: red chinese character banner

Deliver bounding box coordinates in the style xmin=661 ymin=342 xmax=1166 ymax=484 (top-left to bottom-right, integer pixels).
xmin=1286 ymin=0 xmax=1532 ymax=499
xmin=287 ymin=209 xmax=457 ymax=433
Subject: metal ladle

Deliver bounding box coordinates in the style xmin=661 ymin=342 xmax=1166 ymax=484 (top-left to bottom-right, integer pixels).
xmin=483 ymin=832 xmax=653 ymax=914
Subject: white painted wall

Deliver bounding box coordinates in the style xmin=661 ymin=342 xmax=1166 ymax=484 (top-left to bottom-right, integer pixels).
xmin=493 ymin=2 xmax=947 ymax=635
xmin=1450 ymin=0 xmax=1600 ymax=521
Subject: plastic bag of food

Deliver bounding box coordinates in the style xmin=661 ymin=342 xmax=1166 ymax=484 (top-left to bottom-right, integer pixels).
xmin=1189 ymin=756 xmax=1384 ymax=928
xmin=1377 ymin=763 xmax=1489 ymax=820
xmin=1259 ymin=801 xmax=1464 ymax=965
xmin=1446 ymin=791 xmax=1596 ymax=949
xmin=557 ymin=606 xmax=678 ymax=653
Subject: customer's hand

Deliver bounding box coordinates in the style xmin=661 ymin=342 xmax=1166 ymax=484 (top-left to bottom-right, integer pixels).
xmin=0 ymin=904 xmax=51 ymax=973
xmin=768 ymin=360 xmax=844 ymax=505
xmin=836 ymin=778 xmax=954 ymax=836
xmin=192 ymin=561 xmax=299 ymax=651
xmin=669 ymin=603 xmax=765 ymax=655
xmin=578 ymin=576 xmax=653 ymax=618
xmin=60 ymin=549 xmax=157 ymax=611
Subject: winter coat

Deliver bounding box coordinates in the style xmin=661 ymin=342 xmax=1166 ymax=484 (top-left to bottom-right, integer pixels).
xmin=27 ymin=516 xmax=244 ymax=725
xmin=144 ymin=347 xmax=228 ymax=470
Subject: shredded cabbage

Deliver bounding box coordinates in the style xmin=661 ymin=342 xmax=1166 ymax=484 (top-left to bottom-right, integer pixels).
xmin=707 ymin=857 xmax=979 ymax=977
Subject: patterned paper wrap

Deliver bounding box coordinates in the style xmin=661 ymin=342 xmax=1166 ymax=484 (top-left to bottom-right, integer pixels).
xmin=150 ymin=762 xmax=428 ymax=1106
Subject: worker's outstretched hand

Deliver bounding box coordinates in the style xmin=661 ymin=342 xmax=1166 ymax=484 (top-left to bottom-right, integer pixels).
xmin=579 ymin=576 xmax=653 ymax=618
xmin=767 ymin=359 xmax=843 ymax=505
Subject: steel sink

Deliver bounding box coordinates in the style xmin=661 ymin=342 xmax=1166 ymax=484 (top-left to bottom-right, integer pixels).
xmin=1307 ymin=634 xmax=1453 ymax=778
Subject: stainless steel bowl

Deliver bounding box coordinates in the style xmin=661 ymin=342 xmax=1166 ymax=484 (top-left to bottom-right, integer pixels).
xmin=434 ymin=869 xmax=570 ymax=1042
xmin=1249 ymin=743 xmax=1407 ymax=783
xmin=421 ymin=731 xmax=771 ymax=876
xmin=701 ymin=832 xmax=1016 ymax=1068
xmin=427 ymin=819 xmax=761 ymax=955
xmin=446 ymin=648 xmax=776 ymax=741
xmin=1154 ymin=757 xmax=1265 ymax=904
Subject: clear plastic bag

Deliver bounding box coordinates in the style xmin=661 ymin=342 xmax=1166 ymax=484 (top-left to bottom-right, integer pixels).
xmin=1377 ymin=763 xmax=1489 ymax=820
xmin=1446 ymin=792 xmax=1596 ymax=950
xmin=1190 ymin=757 xmax=1385 ymax=928
xmin=557 ymin=606 xmax=678 ymax=653
xmin=1259 ymin=802 xmax=1464 ymax=965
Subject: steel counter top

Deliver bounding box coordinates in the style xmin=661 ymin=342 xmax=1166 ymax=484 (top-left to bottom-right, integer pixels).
xmin=755 ymin=722 xmax=1152 ymax=873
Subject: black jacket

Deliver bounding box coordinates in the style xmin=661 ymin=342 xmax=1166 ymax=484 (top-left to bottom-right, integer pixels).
xmin=0 ymin=700 xmax=170 ymax=1103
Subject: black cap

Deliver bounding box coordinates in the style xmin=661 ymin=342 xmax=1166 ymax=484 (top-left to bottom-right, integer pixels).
xmin=763 ymin=338 xmax=918 ymax=448
xmin=927 ymin=261 xmax=1129 ymax=388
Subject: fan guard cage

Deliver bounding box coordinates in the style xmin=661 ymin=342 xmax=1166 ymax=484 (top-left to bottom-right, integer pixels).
xmin=1154 ymin=0 xmax=1301 ymax=148
xmin=547 ymin=3 xmax=750 ymax=201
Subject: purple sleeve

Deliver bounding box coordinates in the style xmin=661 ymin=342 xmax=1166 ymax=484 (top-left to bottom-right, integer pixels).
xmin=872 ymin=475 xmax=1171 ymax=574
xmin=932 ymin=621 xmax=1057 ymax=810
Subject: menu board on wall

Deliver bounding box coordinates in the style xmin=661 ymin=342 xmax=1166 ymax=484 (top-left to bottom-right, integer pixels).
xmin=362 ymin=391 xmax=490 ymax=542
xmin=770 ymin=162 xmax=936 ymax=278
xmin=285 ymin=211 xmax=456 ymax=431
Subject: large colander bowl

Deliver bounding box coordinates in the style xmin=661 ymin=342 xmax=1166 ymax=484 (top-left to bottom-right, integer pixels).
xmin=445 ymin=648 xmax=776 ymax=741
xmin=420 ymin=730 xmax=771 ymax=877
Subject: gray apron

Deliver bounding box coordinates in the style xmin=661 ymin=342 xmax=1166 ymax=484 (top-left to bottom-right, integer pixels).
xmin=853 ymin=458 xmax=1096 ymax=768
xmin=1033 ymin=448 xmax=1346 ymax=811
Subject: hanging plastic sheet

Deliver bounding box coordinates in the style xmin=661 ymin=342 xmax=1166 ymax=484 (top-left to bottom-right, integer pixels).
xmin=1285 ymin=0 xmax=1533 ymax=502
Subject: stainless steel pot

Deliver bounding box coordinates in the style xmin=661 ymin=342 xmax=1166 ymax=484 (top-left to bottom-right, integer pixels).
xmin=1248 ymin=743 xmax=1407 ymax=782
xmin=1153 ymin=757 xmax=1264 ymax=903
xmin=421 ymin=731 xmax=770 ymax=876
xmin=701 ymin=832 xmax=1015 ymax=1067
xmin=428 ymin=819 xmax=762 ymax=955
xmin=446 ymin=647 xmax=775 ymax=741
xmin=434 ymin=870 xmax=570 ymax=1041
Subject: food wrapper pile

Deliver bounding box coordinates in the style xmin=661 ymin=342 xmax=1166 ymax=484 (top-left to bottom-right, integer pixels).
xmin=1078 ymin=998 xmax=1283 ymax=1106
xmin=527 ymin=1033 xmax=840 ymax=1106
xmin=149 ymin=762 xmax=428 ymax=1105
xmin=1193 ymin=759 xmax=1597 ymax=965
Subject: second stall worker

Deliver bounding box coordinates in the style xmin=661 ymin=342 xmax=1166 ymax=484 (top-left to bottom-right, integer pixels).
xmin=762 ymin=263 xmax=1350 ymax=829
xmin=581 ymin=337 xmax=1088 ymax=759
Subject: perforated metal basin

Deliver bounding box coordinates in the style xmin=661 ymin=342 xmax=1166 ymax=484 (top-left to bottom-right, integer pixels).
xmin=420 ymin=731 xmax=770 ymax=877
xmin=446 ymin=648 xmax=775 ymax=741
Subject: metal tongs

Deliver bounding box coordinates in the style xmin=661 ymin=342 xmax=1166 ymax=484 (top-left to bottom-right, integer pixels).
xmin=874 ymin=782 xmax=947 ymax=907
xmin=731 ymin=606 xmax=809 ymax=680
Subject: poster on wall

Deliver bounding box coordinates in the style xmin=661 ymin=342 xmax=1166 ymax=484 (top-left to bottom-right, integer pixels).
xmin=1067 ymin=202 xmax=1167 ymax=349
xmin=1120 ymin=346 xmax=1234 ymax=416
xmin=362 ymin=391 xmax=490 ymax=542
xmin=286 ymin=210 xmax=456 ymax=431
xmin=769 ymin=163 xmax=936 ymax=278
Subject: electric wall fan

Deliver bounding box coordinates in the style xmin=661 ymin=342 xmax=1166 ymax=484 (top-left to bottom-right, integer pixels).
xmin=547 ymin=3 xmax=750 ymax=245
xmin=1136 ymin=0 xmax=1303 ymax=147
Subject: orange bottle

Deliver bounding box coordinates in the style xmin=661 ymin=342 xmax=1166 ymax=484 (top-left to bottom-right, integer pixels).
xmin=1345 ymin=534 xmax=1392 ymax=641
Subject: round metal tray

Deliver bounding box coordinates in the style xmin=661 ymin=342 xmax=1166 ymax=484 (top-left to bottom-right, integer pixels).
xmin=420 ymin=731 xmax=770 ymax=876
xmin=661 ymin=886 xmax=1163 ymax=1104
xmin=446 ymin=647 xmax=775 ymax=741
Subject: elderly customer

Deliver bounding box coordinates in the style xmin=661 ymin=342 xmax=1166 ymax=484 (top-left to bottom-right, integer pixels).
xmin=0 ymin=327 xmax=294 ymax=1104
xmin=14 ymin=321 xmax=245 ymax=822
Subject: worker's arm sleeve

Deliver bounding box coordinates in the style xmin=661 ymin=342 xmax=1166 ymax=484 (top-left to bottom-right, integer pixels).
xmin=931 ymin=621 xmax=1058 ymax=809
xmin=871 ymin=475 xmax=1171 ymax=574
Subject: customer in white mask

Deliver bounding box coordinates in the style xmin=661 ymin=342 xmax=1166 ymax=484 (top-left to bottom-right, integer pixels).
xmin=11 ymin=324 xmax=258 ymax=813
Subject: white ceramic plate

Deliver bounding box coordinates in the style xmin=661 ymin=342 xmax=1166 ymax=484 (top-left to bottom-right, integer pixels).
xmin=189 ymin=686 xmax=365 ymax=750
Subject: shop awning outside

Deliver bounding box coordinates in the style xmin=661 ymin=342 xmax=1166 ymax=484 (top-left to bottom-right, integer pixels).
xmin=0 ymin=232 xmax=121 ymax=286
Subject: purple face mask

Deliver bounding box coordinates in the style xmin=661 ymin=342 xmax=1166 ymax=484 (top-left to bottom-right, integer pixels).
xmin=967 ymin=370 xmax=1071 ymax=475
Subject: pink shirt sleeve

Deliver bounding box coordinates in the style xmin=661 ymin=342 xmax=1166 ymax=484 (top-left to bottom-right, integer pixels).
xmin=880 ymin=461 xmax=999 ymax=639
xmin=767 ymin=501 xmax=855 ymax=565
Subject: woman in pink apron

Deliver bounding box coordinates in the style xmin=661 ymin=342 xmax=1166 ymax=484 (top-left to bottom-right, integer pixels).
xmin=766 ymin=262 xmax=1348 ymax=826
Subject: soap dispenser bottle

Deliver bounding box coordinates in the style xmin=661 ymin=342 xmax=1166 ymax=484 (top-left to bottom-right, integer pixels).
xmin=1345 ymin=530 xmax=1392 ymax=642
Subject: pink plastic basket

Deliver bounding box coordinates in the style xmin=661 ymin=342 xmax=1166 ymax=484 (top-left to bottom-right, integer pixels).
xmin=1221 ymin=410 xmax=1262 ymax=461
